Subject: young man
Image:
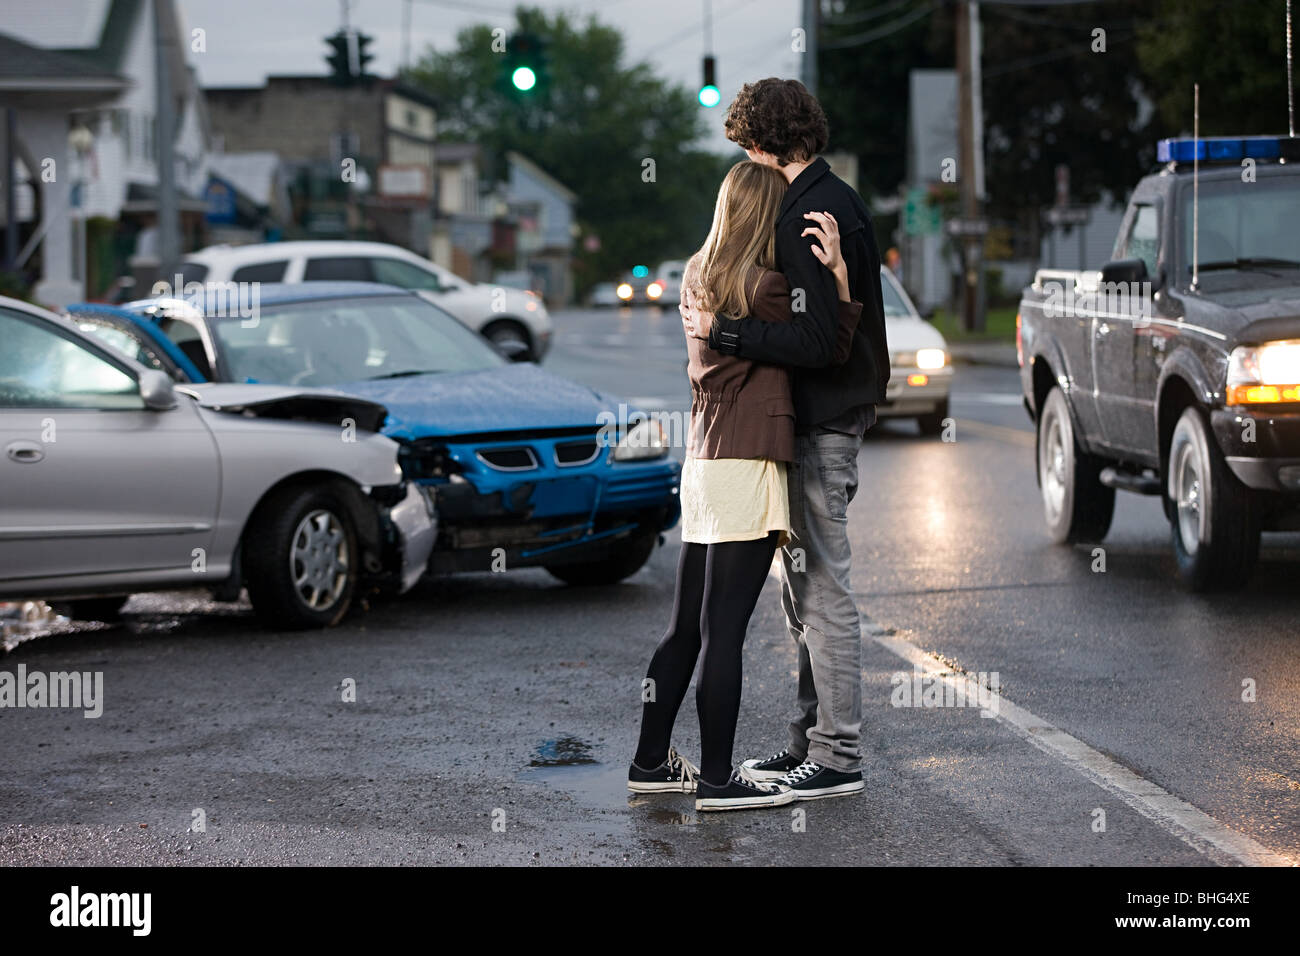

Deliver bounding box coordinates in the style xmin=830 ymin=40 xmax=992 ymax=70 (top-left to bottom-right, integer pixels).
xmin=684 ymin=78 xmax=889 ymax=800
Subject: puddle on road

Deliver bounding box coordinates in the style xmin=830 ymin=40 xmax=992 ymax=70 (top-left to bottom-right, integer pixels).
xmin=529 ymin=735 xmax=599 ymax=767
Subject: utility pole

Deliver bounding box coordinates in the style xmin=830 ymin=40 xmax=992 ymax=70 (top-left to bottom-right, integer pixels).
xmin=3 ymin=109 xmax=17 ymax=275
xmin=154 ymin=0 xmax=180 ymax=286
xmin=801 ymin=0 xmax=818 ymax=95
xmin=955 ymin=0 xmax=984 ymax=332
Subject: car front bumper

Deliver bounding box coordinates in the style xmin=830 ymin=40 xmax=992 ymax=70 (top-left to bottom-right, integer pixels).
xmin=878 ymin=365 xmax=953 ymax=417
xmin=379 ymin=483 xmax=438 ymax=591
xmin=1212 ymin=407 xmax=1300 ymax=493
xmin=415 ymin=451 xmax=681 ymax=573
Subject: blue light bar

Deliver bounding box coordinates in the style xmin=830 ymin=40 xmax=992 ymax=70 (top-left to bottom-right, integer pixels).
xmin=1157 ymin=135 xmax=1300 ymax=163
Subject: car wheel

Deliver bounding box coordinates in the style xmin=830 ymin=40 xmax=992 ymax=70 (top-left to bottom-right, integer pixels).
xmin=53 ymin=596 xmax=128 ymax=622
xmin=545 ymin=531 xmax=657 ymax=586
xmin=917 ymin=399 xmax=949 ymax=436
xmin=1167 ymin=406 xmax=1260 ymax=591
xmin=244 ymin=485 xmax=358 ymax=629
xmin=483 ymin=319 xmax=533 ymax=361
xmin=1037 ymin=387 xmax=1114 ymax=543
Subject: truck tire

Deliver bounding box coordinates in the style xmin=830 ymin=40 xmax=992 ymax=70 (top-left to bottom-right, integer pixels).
xmin=546 ymin=531 xmax=657 ymax=586
xmin=1167 ymin=406 xmax=1260 ymax=591
xmin=244 ymin=484 xmax=358 ymax=629
xmin=1036 ymin=387 xmax=1115 ymax=543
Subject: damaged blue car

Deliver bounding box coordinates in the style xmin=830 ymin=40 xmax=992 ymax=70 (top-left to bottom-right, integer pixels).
xmin=72 ymin=284 xmax=680 ymax=585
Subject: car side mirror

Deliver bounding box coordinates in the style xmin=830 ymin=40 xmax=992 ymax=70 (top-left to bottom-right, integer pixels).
xmin=1100 ymin=258 xmax=1148 ymax=285
xmin=139 ymin=369 xmax=177 ymax=410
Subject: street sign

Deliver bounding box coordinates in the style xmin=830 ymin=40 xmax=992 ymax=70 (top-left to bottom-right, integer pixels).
xmin=1045 ymin=206 xmax=1090 ymax=226
xmin=903 ymin=188 xmax=942 ymax=236
xmin=945 ymin=217 xmax=990 ymax=237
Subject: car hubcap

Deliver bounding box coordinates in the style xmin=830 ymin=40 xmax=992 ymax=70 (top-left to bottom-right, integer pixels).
xmin=290 ymin=510 xmax=349 ymax=610
xmin=1173 ymin=442 xmax=1203 ymax=555
xmin=1041 ymin=412 xmax=1067 ymax=522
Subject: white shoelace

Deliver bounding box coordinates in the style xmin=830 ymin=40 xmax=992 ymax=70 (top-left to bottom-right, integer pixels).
xmin=666 ymin=746 xmax=700 ymax=789
xmin=783 ymin=760 xmax=821 ymax=784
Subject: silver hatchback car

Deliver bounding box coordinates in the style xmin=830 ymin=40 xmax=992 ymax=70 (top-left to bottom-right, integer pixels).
xmin=0 ymin=297 xmax=435 ymax=630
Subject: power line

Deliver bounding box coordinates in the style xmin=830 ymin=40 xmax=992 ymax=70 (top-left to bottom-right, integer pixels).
xmin=821 ymin=0 xmax=939 ymax=50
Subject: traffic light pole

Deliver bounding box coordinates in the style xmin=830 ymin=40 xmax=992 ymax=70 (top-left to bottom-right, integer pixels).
xmin=956 ymin=0 xmax=984 ymax=333
xmin=801 ymin=0 xmax=818 ymax=95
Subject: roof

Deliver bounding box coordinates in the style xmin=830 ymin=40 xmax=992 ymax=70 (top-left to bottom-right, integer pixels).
xmin=507 ymin=151 xmax=577 ymax=203
xmin=187 ymin=239 xmax=434 ymax=264
xmin=0 ymin=32 xmax=128 ymax=101
xmin=207 ymin=152 xmax=282 ymax=207
xmin=199 ymin=281 xmax=414 ymax=308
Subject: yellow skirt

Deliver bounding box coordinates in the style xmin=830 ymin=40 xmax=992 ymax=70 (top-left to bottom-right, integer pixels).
xmin=680 ymin=456 xmax=791 ymax=546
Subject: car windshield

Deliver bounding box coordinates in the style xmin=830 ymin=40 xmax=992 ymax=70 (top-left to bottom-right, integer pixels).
xmin=881 ymin=274 xmax=914 ymax=319
xmin=206 ymin=295 xmax=505 ymax=386
xmin=1181 ymin=176 xmax=1300 ymax=277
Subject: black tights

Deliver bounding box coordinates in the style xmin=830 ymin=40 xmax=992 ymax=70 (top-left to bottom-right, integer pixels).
xmin=634 ymin=531 xmax=781 ymax=786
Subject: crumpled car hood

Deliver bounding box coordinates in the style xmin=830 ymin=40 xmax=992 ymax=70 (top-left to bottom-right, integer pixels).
xmin=180 ymin=383 xmax=389 ymax=433
xmin=336 ymin=363 xmax=625 ymax=440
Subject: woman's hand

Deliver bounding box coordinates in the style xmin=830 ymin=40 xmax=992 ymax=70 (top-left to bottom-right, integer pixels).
xmin=802 ymin=211 xmax=851 ymax=302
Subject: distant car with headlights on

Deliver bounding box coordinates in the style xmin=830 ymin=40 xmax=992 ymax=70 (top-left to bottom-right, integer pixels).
xmin=878 ymin=266 xmax=952 ymax=435
xmin=0 ymin=296 xmax=435 ymax=630
xmin=106 ymin=284 xmax=682 ymax=586
xmin=613 ymin=272 xmax=668 ymax=306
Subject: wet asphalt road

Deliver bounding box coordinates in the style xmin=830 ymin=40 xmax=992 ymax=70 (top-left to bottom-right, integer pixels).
xmin=1 ymin=304 xmax=1297 ymax=867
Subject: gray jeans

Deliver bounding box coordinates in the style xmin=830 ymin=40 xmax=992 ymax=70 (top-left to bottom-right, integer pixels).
xmin=780 ymin=427 xmax=863 ymax=772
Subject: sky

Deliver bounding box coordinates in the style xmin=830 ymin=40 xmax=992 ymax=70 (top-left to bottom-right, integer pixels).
xmin=177 ymin=0 xmax=808 ymax=154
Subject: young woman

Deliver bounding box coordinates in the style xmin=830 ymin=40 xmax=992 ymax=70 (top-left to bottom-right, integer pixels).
xmin=628 ymin=160 xmax=861 ymax=811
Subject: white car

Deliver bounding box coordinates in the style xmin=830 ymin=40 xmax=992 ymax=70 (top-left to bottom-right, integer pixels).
xmin=180 ymin=241 xmax=553 ymax=361
xmin=654 ymin=260 xmax=687 ymax=303
xmin=879 ymin=267 xmax=953 ymax=435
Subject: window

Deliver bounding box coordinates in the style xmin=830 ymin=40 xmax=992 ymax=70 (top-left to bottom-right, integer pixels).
xmin=371 ymin=257 xmax=444 ymax=292
xmin=303 ymin=257 xmax=374 ymax=282
xmin=208 ymin=295 xmax=503 ymax=388
xmin=232 ymin=260 xmax=289 ymax=283
xmin=177 ymin=260 xmax=209 ymax=285
xmin=1123 ymin=205 xmax=1159 ymax=278
xmin=0 ymin=310 xmax=142 ymax=409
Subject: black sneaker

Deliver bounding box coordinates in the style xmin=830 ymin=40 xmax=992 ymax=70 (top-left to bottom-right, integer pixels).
xmin=696 ymin=770 xmax=795 ymax=812
xmin=628 ymin=746 xmax=700 ymax=793
xmin=741 ymin=748 xmax=804 ymax=782
xmin=780 ymin=760 xmax=865 ymax=800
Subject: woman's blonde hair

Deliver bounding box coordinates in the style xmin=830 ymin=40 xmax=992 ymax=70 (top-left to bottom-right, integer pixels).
xmin=690 ymin=161 xmax=787 ymax=323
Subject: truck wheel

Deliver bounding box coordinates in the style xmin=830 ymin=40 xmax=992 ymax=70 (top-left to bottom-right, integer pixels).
xmin=917 ymin=399 xmax=949 ymax=436
xmin=546 ymin=531 xmax=657 ymax=586
xmin=244 ymin=485 xmax=358 ymax=629
xmin=1167 ymin=406 xmax=1260 ymax=591
xmin=1037 ymin=387 xmax=1115 ymax=543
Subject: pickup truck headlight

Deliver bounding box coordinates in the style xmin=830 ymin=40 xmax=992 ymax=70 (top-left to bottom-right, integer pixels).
xmin=612 ymin=419 xmax=669 ymax=461
xmin=1226 ymin=341 xmax=1300 ymax=404
xmin=916 ymin=348 xmax=947 ymax=370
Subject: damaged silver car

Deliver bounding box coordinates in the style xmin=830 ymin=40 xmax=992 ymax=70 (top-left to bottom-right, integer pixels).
xmin=0 ymin=297 xmax=435 ymax=630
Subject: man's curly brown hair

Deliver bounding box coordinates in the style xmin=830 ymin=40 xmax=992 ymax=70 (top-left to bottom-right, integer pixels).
xmin=723 ymin=78 xmax=829 ymax=166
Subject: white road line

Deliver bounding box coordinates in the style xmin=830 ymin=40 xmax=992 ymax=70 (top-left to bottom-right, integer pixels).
xmin=868 ymin=624 xmax=1293 ymax=867
xmin=952 ymin=392 xmax=1026 ymax=406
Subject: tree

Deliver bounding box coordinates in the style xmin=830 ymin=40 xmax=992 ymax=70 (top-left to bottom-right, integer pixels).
xmin=1137 ymin=0 xmax=1295 ymax=136
xmin=819 ymin=1 xmax=1160 ymax=253
xmin=407 ymin=6 xmax=732 ymax=294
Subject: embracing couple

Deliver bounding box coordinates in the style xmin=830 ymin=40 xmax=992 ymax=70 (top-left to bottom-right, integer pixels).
xmin=628 ymin=78 xmax=890 ymax=811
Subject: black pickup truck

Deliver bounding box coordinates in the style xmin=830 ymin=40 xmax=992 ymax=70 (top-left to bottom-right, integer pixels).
xmin=1018 ymin=135 xmax=1300 ymax=590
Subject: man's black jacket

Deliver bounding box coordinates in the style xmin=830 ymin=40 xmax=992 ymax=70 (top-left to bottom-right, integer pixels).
xmin=708 ymin=157 xmax=889 ymax=428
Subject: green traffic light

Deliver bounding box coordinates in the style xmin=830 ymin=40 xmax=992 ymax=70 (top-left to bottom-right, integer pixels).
xmin=512 ymin=66 xmax=537 ymax=91
xmin=698 ymin=85 xmax=720 ymax=108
